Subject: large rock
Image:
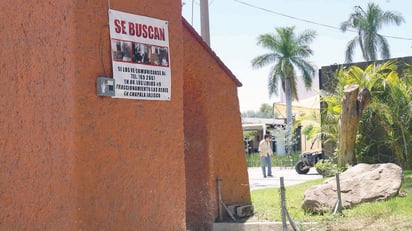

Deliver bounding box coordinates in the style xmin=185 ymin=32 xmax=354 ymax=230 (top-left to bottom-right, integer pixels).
xmin=302 ymin=163 xmax=403 ymax=213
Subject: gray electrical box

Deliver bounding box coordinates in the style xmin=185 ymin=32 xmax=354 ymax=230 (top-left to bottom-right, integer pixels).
xmin=227 ymin=204 xmax=254 ymax=218
xmin=97 ymin=77 xmax=115 ymax=96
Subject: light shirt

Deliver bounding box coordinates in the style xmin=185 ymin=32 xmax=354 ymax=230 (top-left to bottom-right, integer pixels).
xmin=258 ymin=139 xmax=273 ymax=157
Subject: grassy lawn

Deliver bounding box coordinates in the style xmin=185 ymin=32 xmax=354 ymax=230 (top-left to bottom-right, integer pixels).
xmin=247 ymin=170 xmax=412 ymax=230
xmin=246 ymin=152 xmax=301 ymax=168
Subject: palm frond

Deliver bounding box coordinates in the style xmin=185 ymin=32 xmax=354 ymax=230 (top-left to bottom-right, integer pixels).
xmin=341 ymin=3 xmax=404 ymax=62
xmin=345 ymin=38 xmax=358 ymax=63
xmin=251 ymin=53 xmax=277 ymax=69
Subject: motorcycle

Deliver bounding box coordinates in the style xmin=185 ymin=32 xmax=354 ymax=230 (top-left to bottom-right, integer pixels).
xmin=295 ymin=149 xmax=324 ymax=175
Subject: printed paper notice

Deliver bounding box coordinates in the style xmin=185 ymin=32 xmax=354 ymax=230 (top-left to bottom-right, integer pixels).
xmin=109 ymin=9 xmax=171 ymax=100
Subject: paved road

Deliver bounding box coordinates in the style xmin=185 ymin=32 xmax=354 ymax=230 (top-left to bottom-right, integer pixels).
xmin=248 ymin=167 xmax=322 ymax=190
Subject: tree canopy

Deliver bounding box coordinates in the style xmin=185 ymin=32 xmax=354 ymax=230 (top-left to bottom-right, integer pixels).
xmin=251 ymin=26 xmax=316 ymax=154
xmin=340 ymin=3 xmax=404 ymax=63
xmin=321 ymin=61 xmax=412 ymax=168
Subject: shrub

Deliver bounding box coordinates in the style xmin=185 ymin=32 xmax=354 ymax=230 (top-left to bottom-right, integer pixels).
xmin=315 ymin=158 xmax=345 ymax=177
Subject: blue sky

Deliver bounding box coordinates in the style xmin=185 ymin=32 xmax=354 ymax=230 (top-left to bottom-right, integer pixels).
xmin=182 ymin=0 xmax=412 ymax=112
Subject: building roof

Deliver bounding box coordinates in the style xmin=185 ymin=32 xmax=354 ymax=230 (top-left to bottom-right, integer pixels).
xmin=182 ymin=18 xmax=242 ymax=87
xmin=242 ymin=117 xmax=286 ymax=125
xmin=274 ymin=94 xmax=320 ymax=110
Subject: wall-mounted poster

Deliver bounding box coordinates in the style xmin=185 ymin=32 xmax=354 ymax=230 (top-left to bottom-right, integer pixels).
xmin=108 ymin=9 xmax=171 ymax=100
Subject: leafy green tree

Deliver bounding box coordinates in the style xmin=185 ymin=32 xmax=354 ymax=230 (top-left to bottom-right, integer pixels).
xmin=241 ymin=110 xmax=257 ymax=118
xmin=241 ymin=103 xmax=275 ymax=118
xmin=259 ymin=103 xmax=273 ymax=118
xmin=356 ymin=62 xmax=412 ymax=168
xmin=340 ymin=3 xmax=404 ymax=63
xmin=321 ymin=61 xmax=412 ymax=168
xmin=251 ymin=26 xmax=316 ymax=154
xmin=320 ymin=78 xmax=344 ymax=159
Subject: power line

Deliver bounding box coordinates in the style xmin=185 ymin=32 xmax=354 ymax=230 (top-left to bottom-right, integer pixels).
xmin=234 ymin=0 xmax=346 ymax=31
xmin=233 ymin=0 xmax=412 ymax=41
xmin=183 ymin=0 xmax=215 ymax=26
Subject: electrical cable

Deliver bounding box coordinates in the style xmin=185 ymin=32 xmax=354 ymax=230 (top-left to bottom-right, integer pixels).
xmin=233 ymin=0 xmax=412 ymax=41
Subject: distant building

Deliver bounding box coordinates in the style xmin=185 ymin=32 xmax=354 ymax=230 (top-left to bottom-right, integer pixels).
xmin=242 ymin=73 xmax=322 ymax=155
xmin=242 ymin=117 xmax=286 ymax=154
xmin=273 ymin=95 xmax=322 ymax=154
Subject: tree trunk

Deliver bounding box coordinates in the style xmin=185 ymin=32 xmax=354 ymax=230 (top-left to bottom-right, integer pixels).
xmin=285 ymin=76 xmax=293 ymax=155
xmin=337 ymin=84 xmax=371 ymax=167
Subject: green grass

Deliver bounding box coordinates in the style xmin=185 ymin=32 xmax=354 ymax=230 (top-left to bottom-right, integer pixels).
xmin=247 ymin=170 xmax=412 ymax=230
xmin=248 ymin=178 xmax=326 ymax=223
xmin=246 ymin=152 xmax=300 ymax=168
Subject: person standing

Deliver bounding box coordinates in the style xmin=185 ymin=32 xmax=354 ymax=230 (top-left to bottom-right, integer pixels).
xmin=259 ymin=134 xmax=273 ymax=178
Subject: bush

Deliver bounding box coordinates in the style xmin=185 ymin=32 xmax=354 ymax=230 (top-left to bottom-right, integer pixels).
xmin=314 ymin=158 xmax=345 ymax=177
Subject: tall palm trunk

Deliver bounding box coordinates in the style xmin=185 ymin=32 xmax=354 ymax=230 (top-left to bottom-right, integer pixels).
xmin=285 ymin=75 xmax=293 ymax=155
xmin=251 ymin=27 xmax=317 ymax=156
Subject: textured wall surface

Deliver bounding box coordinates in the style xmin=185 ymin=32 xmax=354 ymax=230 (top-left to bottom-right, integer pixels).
xmin=0 ymin=0 xmax=249 ymax=230
xmin=0 ymin=0 xmax=186 ymax=230
xmin=72 ymin=1 xmax=186 ymax=230
xmin=183 ymin=21 xmax=251 ymax=231
xmin=0 ymin=1 xmax=78 ymax=230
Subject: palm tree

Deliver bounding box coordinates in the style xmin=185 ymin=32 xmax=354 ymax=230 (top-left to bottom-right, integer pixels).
xmin=340 ymin=3 xmax=404 ymax=63
xmin=361 ymin=62 xmax=412 ymax=169
xmin=251 ymin=26 xmax=316 ymax=154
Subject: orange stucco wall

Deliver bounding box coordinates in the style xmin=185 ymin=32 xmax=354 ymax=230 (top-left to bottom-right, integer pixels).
xmin=1 ymin=0 xmax=250 ymax=230
xmin=183 ymin=22 xmax=251 ymax=230
xmin=1 ymin=0 xmax=186 ymax=230
xmin=0 ymin=1 xmax=78 ymax=230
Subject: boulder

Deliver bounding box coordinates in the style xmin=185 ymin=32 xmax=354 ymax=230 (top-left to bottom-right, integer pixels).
xmin=302 ymin=163 xmax=403 ymax=213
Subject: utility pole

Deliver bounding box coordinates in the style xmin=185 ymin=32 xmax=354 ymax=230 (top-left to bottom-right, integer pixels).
xmin=200 ymin=0 xmax=210 ymax=46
